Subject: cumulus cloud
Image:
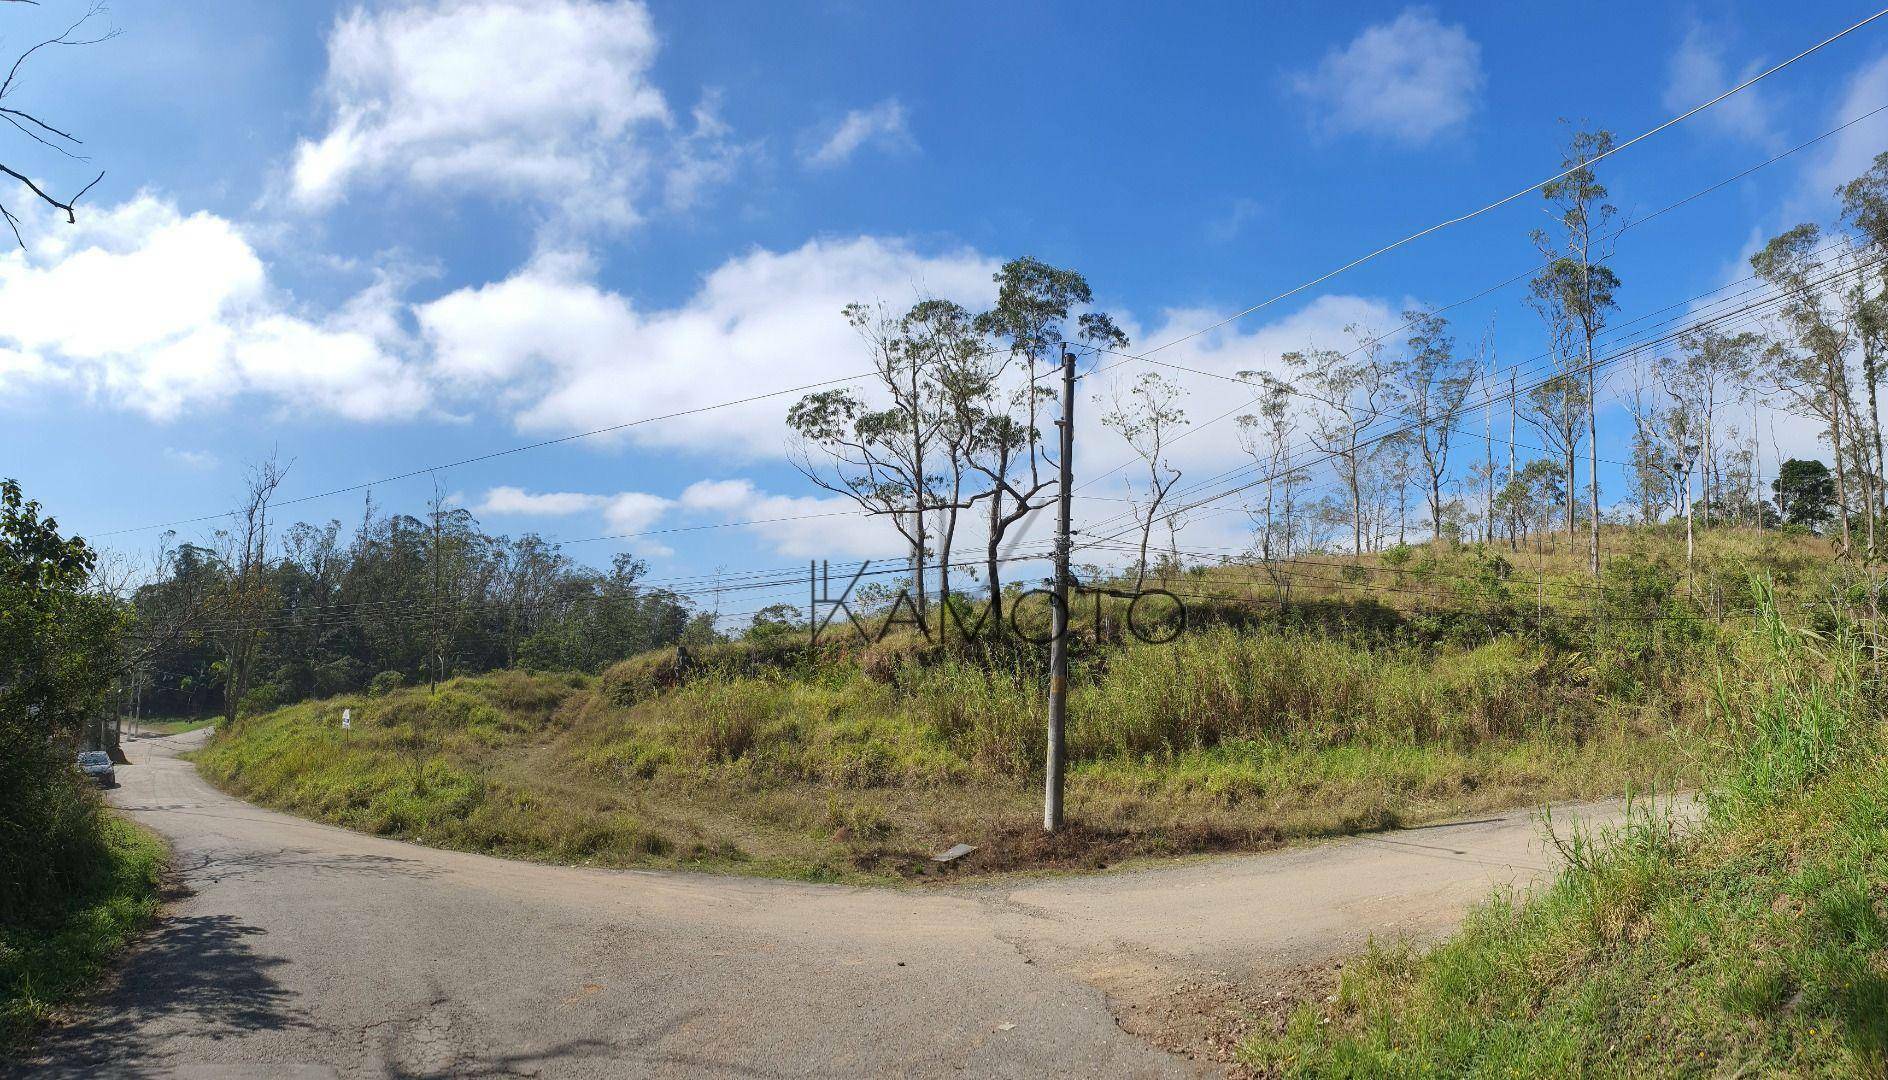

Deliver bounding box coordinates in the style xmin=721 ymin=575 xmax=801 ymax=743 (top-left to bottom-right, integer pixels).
xmin=1291 ymin=7 xmax=1483 ymax=145
xmin=477 ymin=485 xmax=670 ymax=531
xmin=289 ymin=0 xmax=731 ymax=229
xmin=801 ymin=99 xmax=916 ymax=169
xmin=0 ymin=196 xmax=426 ymax=421
xmin=416 ymin=236 xmax=998 ymax=457
xmin=1663 ymin=24 xmax=1781 ymax=149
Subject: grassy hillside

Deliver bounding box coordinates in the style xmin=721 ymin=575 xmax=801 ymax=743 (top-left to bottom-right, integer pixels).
xmin=199 ymin=606 xmax=1717 ymax=881
xmin=196 ymin=530 xmax=1841 ymax=882
xmin=1242 ymin=585 xmax=1888 ymax=1077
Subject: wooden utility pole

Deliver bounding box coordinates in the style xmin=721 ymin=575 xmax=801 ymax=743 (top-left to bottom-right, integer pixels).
xmin=1044 ymin=346 xmax=1076 ymax=833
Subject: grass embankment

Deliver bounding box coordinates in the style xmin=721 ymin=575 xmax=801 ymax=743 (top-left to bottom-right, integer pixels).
xmin=1243 ymin=586 xmax=1888 ymax=1077
xmin=199 ymin=600 xmax=1713 ymax=882
xmin=1 ymin=815 xmax=166 ymax=1052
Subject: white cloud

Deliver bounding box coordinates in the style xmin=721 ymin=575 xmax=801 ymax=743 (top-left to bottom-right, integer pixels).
xmin=163 ymin=447 xmax=219 ymax=470
xmin=478 ymin=486 xmax=607 ymax=516
xmin=290 ymin=0 xmax=702 ymax=229
xmin=801 ymin=99 xmax=916 ymax=169
xmin=416 ymin=236 xmax=998 ymax=457
xmin=599 ymin=491 xmax=671 ymax=532
xmin=1807 ymin=53 xmax=1888 ymax=209
xmin=0 ymin=196 xmax=426 ymax=421
xmin=1291 ymin=7 xmax=1483 ymax=145
xmin=1205 ymin=198 xmax=1261 ymax=244
xmin=1663 ymin=24 xmax=1780 ymax=149
xmin=477 ymin=485 xmax=671 ymax=532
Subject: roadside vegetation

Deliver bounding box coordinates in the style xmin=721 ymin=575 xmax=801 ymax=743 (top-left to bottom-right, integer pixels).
xmin=195 ymin=529 xmax=1827 ymax=882
xmin=1 ymin=481 xmax=165 ymax=1052
xmin=1243 ymin=583 xmax=1888 ymax=1076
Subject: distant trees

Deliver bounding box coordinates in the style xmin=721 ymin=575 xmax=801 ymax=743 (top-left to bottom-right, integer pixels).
xmin=1289 ymin=328 xmax=1401 ymax=555
xmin=123 ymin=491 xmax=702 ymax=719
xmin=1235 ymin=373 xmax=1301 ymax=561
xmin=1100 ymin=371 xmax=1186 ymax=589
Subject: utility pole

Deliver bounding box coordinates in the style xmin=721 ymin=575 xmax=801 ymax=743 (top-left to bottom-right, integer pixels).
xmin=1044 ymin=345 xmax=1076 ymax=833
xmin=431 ymin=508 xmax=441 ymax=695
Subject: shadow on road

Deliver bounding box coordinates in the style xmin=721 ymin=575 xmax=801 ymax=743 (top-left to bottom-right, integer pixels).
xmin=14 ymin=910 xmax=309 ymax=1078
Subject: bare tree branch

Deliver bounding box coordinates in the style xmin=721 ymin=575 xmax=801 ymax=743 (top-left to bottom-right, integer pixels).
xmin=0 ymin=2 xmax=115 ymax=246
xmin=1 ymin=1 xmax=118 ymax=101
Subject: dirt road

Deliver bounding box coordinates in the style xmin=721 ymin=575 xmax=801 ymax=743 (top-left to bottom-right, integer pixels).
xmin=14 ymin=730 xmax=1667 ymax=1078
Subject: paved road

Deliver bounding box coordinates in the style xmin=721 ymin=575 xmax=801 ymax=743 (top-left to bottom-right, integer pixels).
xmin=14 ymin=730 xmax=1669 ymax=1078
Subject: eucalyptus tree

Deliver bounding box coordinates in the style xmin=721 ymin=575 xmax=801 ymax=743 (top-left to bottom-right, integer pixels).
xmin=1532 ymin=127 xmax=1622 ymax=577
xmin=1624 ymin=358 xmax=1677 ymax=526
xmin=1100 ymin=371 xmax=1187 ymax=589
xmin=1234 ymin=372 xmax=1299 ymax=560
xmin=1394 ymin=309 xmax=1474 ymax=540
xmin=788 ymin=301 xmax=946 ymax=619
xmin=1751 ymin=224 xmax=1858 ymax=555
xmin=1288 ymin=328 xmax=1403 ymax=555
xmin=903 ymin=297 xmax=992 ymax=612
xmin=1663 ymin=328 xmax=1760 ymax=526
xmin=1835 ymin=161 xmax=1888 ymax=545
xmin=1525 ymin=269 xmax=1589 ymax=548
xmin=969 ymin=257 xmax=1127 ymax=616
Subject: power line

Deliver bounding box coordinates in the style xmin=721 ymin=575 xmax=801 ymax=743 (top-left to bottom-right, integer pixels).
xmin=98 ymin=369 xmax=879 ymax=538
xmin=1071 ymin=97 xmax=1888 ymax=499
xmin=1074 ymin=250 xmax=1888 ymax=551
xmin=1121 ymin=7 xmax=1888 ymax=362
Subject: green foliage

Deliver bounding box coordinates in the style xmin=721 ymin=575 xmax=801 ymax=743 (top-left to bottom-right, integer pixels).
xmin=367 ymin=670 xmax=406 ymax=697
xmin=1775 ymin=458 xmax=1836 ymax=528
xmin=1245 ymin=581 xmax=1888 ymax=1077
xmin=1 ymin=817 xmax=164 ymax=1049
xmin=202 ymin=611 xmax=1714 ymax=883
xmin=0 ymin=479 xmax=162 ymax=1050
xmin=237 ymin=682 xmax=283 ymax=717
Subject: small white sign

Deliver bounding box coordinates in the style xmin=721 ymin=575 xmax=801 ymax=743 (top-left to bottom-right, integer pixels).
xmin=341 ymin=708 xmax=352 ymax=731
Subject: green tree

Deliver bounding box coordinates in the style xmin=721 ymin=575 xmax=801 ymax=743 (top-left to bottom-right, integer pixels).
xmin=0 ymin=478 xmax=125 ymax=913
xmin=1773 ymin=458 xmax=1835 ymax=528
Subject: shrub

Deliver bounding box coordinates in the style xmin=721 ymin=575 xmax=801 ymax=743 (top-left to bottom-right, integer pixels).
xmin=367 ymin=670 xmax=406 ymax=697
xmin=598 ymin=649 xmax=686 ymax=707
xmin=237 ymin=683 xmax=282 ymax=717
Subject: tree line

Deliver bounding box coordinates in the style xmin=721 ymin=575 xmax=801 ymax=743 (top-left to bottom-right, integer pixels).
xmin=793 ymin=135 xmax=1888 ymax=612
xmin=118 ymin=479 xmax=710 ymax=725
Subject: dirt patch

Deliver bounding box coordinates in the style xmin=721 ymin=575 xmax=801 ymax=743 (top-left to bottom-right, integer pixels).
xmin=1069 ymin=953 xmax=1343 ymax=1077
xmin=916 ymin=820 xmax=1286 ymax=877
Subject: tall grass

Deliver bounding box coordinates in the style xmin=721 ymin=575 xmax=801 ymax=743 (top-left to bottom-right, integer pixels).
xmin=1244 ymin=579 xmax=1888 ymax=1077
xmin=201 ymin=589 xmax=1723 ymax=881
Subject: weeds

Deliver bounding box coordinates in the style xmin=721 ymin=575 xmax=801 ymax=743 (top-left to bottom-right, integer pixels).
xmin=200 ymin=613 xmax=1715 ymax=883
xmin=1243 ymin=579 xmax=1888 ymax=1077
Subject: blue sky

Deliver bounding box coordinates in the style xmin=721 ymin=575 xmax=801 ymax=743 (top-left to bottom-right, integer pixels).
xmin=4 ymin=1 xmax=1888 ymax=615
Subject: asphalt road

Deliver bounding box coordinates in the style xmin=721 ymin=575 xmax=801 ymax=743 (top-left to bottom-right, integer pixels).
xmin=13 ymin=730 xmax=1668 ymax=1078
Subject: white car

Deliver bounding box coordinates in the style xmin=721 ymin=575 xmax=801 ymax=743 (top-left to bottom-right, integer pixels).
xmin=76 ymin=750 xmax=117 ymax=788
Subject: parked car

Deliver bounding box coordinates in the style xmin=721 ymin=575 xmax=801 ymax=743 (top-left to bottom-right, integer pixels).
xmin=76 ymin=750 xmax=116 ymax=788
